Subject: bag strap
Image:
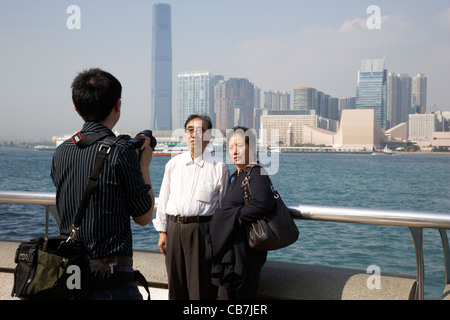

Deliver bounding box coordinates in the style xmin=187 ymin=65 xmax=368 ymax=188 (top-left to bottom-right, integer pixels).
xmin=66 ymin=134 xmax=119 ymax=242
xmin=242 ymin=164 xmax=259 ymax=205
xmin=242 ymin=164 xmax=278 ymax=205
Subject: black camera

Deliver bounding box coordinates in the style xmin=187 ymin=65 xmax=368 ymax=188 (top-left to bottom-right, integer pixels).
xmin=123 ymin=130 xmax=157 ymax=150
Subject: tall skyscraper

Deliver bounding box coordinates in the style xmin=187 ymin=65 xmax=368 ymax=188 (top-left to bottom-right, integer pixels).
xmin=293 ymin=87 xmax=338 ymax=120
xmin=293 ymin=87 xmax=317 ymax=111
xmin=339 ymin=97 xmax=356 ymax=110
xmin=177 ymin=71 xmax=224 ymax=128
xmin=215 ymin=78 xmax=255 ymax=132
xmin=387 ymin=73 xmax=411 ymax=129
xmin=264 ymin=90 xmax=290 ymax=110
xmin=151 ymin=3 xmax=172 ymax=130
xmin=356 ymin=58 xmax=387 ymax=130
xmin=412 ymin=73 xmax=427 ymax=114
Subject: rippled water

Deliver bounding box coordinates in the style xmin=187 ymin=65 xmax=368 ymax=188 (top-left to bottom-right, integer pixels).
xmin=1 ymin=148 xmax=449 ymax=299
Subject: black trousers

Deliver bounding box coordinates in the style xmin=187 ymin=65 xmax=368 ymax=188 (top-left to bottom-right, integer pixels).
xmin=165 ymin=221 xmax=217 ymax=300
xmin=217 ymin=248 xmax=267 ymax=300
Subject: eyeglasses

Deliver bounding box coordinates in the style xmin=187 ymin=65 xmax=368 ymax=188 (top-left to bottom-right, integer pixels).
xmin=185 ymin=127 xmax=206 ymax=135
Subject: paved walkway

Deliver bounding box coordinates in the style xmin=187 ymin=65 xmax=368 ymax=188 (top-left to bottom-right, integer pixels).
xmin=0 ymin=272 xmax=168 ymax=300
xmin=0 ymin=273 xmax=16 ymax=300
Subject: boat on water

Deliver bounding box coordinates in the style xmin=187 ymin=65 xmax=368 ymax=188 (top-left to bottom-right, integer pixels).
xmin=372 ymin=146 xmax=395 ymax=155
xmin=153 ymin=143 xmax=189 ymax=156
xmin=269 ymin=146 xmax=281 ymax=153
xmin=34 ymin=145 xmax=57 ymax=151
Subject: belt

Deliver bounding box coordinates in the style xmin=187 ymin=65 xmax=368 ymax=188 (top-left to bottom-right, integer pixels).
xmin=90 ymin=256 xmax=133 ymax=267
xmin=170 ymin=215 xmax=212 ymax=224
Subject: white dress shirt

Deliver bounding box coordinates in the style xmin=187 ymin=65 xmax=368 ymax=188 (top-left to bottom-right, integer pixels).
xmin=152 ymin=151 xmax=230 ymax=232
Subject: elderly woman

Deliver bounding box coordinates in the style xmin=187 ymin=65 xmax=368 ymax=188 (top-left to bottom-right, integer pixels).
xmin=209 ymin=126 xmax=274 ymax=300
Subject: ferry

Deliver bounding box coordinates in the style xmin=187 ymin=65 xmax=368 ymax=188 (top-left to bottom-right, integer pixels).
xmin=153 ymin=143 xmax=189 ymax=156
xmin=269 ymin=146 xmax=281 ymax=153
xmin=34 ymin=145 xmax=57 ymax=151
xmin=372 ymin=146 xmax=395 ymax=155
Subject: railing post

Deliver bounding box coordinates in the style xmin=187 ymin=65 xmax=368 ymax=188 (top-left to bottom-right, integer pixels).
xmin=409 ymin=227 xmax=424 ymax=300
xmin=439 ymin=229 xmax=450 ymax=286
xmin=45 ymin=205 xmax=49 ymax=237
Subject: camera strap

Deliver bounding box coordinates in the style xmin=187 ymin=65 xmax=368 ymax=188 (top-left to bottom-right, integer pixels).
xmin=71 ymin=132 xmax=115 ymax=148
xmin=67 ymin=134 xmax=119 ymax=241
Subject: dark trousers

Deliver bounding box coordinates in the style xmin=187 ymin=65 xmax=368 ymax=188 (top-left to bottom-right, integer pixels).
xmin=217 ymin=248 xmax=267 ymax=300
xmin=166 ymin=221 xmax=217 ymax=300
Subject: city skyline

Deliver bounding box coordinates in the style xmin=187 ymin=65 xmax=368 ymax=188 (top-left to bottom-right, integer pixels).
xmin=1 ymin=1 xmax=450 ymax=139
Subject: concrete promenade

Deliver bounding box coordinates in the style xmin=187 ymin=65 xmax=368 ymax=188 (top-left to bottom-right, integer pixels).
xmin=0 ymin=272 xmax=168 ymax=300
xmin=0 ymin=239 xmax=420 ymax=300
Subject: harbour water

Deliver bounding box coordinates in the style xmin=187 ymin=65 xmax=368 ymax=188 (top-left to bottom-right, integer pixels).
xmin=0 ymin=148 xmax=449 ymax=299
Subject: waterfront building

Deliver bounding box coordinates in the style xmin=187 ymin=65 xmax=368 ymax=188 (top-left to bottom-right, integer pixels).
xmin=387 ymin=73 xmax=412 ymax=130
xmin=355 ymin=58 xmax=387 ymax=131
xmin=408 ymin=111 xmax=449 ymax=148
xmin=215 ymin=78 xmax=255 ymax=132
xmin=338 ymin=97 xmax=356 ymax=120
xmin=302 ymin=109 xmax=386 ymax=150
xmin=385 ymin=122 xmax=408 ymax=143
xmin=412 ymin=73 xmax=427 ymax=114
xmin=408 ymin=112 xmax=450 ymax=147
xmin=177 ymin=71 xmax=224 ymax=129
xmin=259 ymin=112 xmax=338 ymax=147
xmin=151 ymin=3 xmax=172 ymax=130
xmin=264 ymin=90 xmax=290 ymax=110
xmin=432 ymin=132 xmax=450 ymax=148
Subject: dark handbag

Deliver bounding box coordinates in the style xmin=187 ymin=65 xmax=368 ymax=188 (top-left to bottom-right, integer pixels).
xmin=11 ymin=134 xmax=118 ymax=300
xmin=243 ymin=165 xmax=299 ymax=251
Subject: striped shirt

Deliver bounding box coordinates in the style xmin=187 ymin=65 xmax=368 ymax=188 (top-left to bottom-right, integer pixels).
xmin=51 ymin=122 xmax=152 ymax=258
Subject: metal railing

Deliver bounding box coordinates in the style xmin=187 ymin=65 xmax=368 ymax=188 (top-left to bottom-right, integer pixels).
xmin=1 ymin=190 xmax=449 ymax=300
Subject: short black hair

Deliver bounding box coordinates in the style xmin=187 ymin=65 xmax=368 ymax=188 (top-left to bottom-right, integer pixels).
xmin=229 ymin=126 xmax=257 ymax=146
xmin=71 ymin=68 xmax=122 ymax=122
xmin=184 ymin=114 xmax=213 ymax=130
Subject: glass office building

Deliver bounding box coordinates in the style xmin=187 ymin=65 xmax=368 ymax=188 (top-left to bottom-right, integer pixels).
xmin=177 ymin=72 xmax=224 ymax=129
xmin=151 ymin=3 xmax=172 ymax=130
xmin=356 ymin=58 xmax=387 ymax=131
xmin=412 ymin=73 xmax=427 ymax=114
xmin=215 ymin=78 xmax=255 ymax=132
xmin=387 ymin=73 xmax=411 ymax=129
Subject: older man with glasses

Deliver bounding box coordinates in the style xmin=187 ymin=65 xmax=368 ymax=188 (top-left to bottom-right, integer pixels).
xmin=152 ymin=114 xmax=229 ymax=300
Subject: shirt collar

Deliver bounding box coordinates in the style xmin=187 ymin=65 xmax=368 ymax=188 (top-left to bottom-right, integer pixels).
xmin=80 ymin=122 xmax=115 ymax=135
xmin=185 ymin=151 xmax=211 ymax=167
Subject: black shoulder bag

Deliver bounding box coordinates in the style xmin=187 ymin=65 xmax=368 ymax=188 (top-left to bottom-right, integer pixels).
xmin=242 ymin=165 xmax=299 ymax=251
xmin=11 ymin=133 xmax=118 ymax=300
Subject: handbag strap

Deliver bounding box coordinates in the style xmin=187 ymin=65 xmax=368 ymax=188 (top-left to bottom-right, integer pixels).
xmin=66 ymin=134 xmax=119 ymax=242
xmin=242 ymin=166 xmax=254 ymax=205
xmin=242 ymin=164 xmax=278 ymax=205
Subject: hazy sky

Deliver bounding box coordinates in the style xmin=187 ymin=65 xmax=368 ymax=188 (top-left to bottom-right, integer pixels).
xmin=1 ymin=0 xmax=450 ymax=140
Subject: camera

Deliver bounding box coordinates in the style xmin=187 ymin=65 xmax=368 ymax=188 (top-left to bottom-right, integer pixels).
xmin=122 ymin=130 xmax=157 ymax=150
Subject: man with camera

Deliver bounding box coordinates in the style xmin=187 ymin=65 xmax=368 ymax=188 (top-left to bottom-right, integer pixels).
xmin=51 ymin=68 xmax=155 ymax=300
